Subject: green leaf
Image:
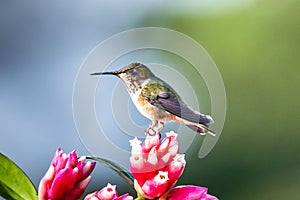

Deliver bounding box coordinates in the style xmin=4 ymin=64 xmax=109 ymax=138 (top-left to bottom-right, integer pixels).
xmin=0 ymin=153 xmax=38 ymax=200
xmin=87 ymin=156 xmax=134 ymax=187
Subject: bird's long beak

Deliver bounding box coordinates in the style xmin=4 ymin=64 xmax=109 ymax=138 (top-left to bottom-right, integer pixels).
xmin=90 ymin=71 xmax=116 ymax=76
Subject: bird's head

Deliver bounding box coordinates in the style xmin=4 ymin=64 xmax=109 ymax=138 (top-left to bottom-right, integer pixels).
xmin=91 ymin=63 xmax=155 ymax=93
xmin=91 ymin=63 xmax=154 ymax=83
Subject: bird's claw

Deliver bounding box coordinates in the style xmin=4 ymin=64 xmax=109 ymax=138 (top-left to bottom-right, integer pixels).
xmin=145 ymin=121 xmax=164 ymax=138
xmin=145 ymin=127 xmax=157 ymax=136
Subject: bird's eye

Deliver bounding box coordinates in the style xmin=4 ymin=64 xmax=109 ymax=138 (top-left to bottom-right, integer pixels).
xmin=130 ymin=69 xmax=137 ymax=74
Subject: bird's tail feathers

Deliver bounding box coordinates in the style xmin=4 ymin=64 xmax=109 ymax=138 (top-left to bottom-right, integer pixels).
xmin=197 ymin=113 xmax=214 ymax=124
xmin=186 ymin=123 xmax=216 ymax=137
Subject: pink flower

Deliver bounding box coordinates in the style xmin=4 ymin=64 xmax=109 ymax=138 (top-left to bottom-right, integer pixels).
xmin=129 ymin=132 xmax=185 ymax=199
xmin=84 ymin=183 xmax=133 ymax=200
xmin=38 ymin=148 xmax=96 ymax=200
xmin=159 ymin=185 xmax=218 ymax=200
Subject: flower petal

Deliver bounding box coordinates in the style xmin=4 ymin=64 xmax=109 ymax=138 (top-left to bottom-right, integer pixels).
xmin=165 ymin=185 xmax=218 ymax=200
xmin=81 ymin=161 xmax=96 ymax=180
xmin=129 ymin=137 xmax=142 ymax=154
xmin=115 ymin=193 xmax=134 ymax=200
xmin=48 ymin=167 xmax=77 ymax=199
xmin=38 ymin=165 xmax=55 ymax=200
xmin=143 ymin=134 xmax=160 ymax=153
xmin=130 ymin=154 xmax=145 ymax=172
xmin=158 ymin=137 xmax=170 ymax=153
xmin=141 ymin=171 xmax=170 ymax=198
xmin=66 ymin=176 xmax=92 ymax=200
xmin=147 ymin=147 xmax=158 ymax=166
xmin=96 ymin=183 xmax=118 ymax=199
xmin=40 ymin=148 xmax=95 ymax=200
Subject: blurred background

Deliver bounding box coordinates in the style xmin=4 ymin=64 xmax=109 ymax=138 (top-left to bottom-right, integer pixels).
xmin=1 ymin=0 xmax=299 ymax=199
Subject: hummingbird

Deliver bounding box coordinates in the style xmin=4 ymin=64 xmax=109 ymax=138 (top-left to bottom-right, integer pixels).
xmin=91 ymin=63 xmax=215 ymax=136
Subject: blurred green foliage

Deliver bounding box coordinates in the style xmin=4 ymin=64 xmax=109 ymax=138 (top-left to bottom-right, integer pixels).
xmin=140 ymin=0 xmax=300 ymax=199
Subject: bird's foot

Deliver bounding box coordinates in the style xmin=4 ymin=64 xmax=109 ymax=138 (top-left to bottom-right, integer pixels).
xmin=157 ymin=121 xmax=164 ymax=132
xmin=145 ymin=120 xmax=161 ymax=137
xmin=201 ymin=129 xmax=216 ymax=137
xmin=144 ymin=127 xmax=161 ymax=138
xmin=145 ymin=127 xmax=157 ymax=136
xmin=207 ymin=131 xmax=216 ymax=137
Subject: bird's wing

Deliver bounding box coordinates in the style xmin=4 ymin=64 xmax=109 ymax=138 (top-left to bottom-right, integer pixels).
xmin=141 ymin=79 xmax=213 ymax=125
